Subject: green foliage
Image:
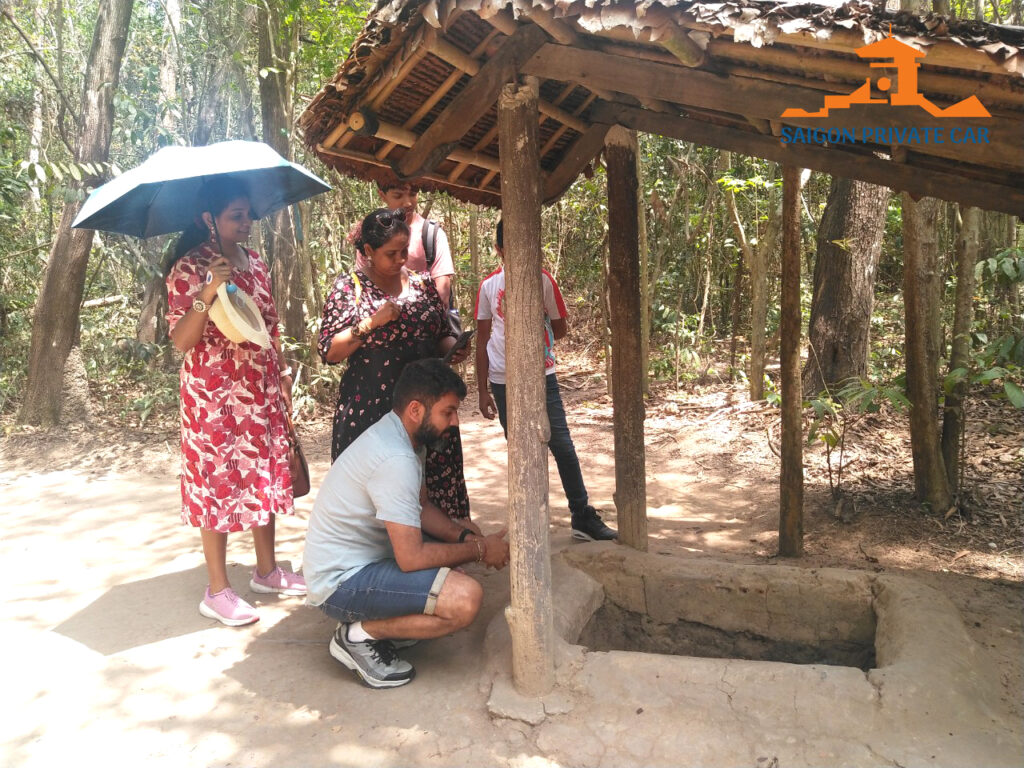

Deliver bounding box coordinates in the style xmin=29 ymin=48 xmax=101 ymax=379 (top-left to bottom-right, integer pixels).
xmin=975 ymin=247 xmax=1024 ymax=286
xmin=806 ymin=377 xmax=910 ymax=498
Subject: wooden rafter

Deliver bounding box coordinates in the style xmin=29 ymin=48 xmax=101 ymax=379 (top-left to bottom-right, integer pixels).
xmin=542 ymin=123 xmax=610 ymax=203
xmin=396 ymin=22 xmax=549 ymax=179
xmin=374 ymin=29 xmax=502 ymax=162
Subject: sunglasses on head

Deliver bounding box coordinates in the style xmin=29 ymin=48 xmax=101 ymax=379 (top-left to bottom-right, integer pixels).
xmin=375 ymin=208 xmax=407 ymax=227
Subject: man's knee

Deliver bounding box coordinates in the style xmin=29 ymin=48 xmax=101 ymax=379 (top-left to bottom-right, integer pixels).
xmin=435 ymin=571 xmax=483 ymax=628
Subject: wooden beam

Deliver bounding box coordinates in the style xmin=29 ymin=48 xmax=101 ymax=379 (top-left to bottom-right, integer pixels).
xmin=376 ymin=29 xmax=501 ymax=161
xmin=778 ymin=164 xmax=804 ymax=558
xmin=448 ymin=81 xmax=579 ymax=184
xmin=425 ymin=31 xmax=590 ymax=133
xmin=499 ymin=76 xmax=555 ymax=698
xmin=605 ymin=126 xmax=648 ymax=552
xmin=705 ymin=38 xmax=1024 ymax=111
xmin=588 ymin=101 xmax=1024 ymax=216
xmin=540 ymin=92 xmax=596 ymax=158
xmin=347 ymin=113 xmax=501 ymax=171
xmin=543 ymin=123 xmax=610 ymax=203
xmin=397 ymin=23 xmax=548 ymax=178
xmin=480 ymin=8 xmax=517 ymax=36
xmin=588 ymin=14 xmax=1022 ymax=78
xmin=314 ymin=143 xmax=501 ymax=203
xmin=656 ymin=24 xmax=705 ymax=68
xmin=521 ymin=44 xmax=1024 ymax=172
xmin=324 ymin=31 xmax=433 ymax=150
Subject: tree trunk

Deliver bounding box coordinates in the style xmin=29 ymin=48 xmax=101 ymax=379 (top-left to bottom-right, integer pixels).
xmin=601 ymin=233 xmax=613 ymax=396
xmin=469 ymin=205 xmax=480 ymax=291
xmin=724 ymin=167 xmax=751 ymax=386
xmin=136 ymin=0 xmax=180 ymax=348
xmin=258 ymin=1 xmax=306 ymax=349
xmin=606 ymin=126 xmax=648 ymax=552
xmin=941 ymin=206 xmax=981 ymax=491
xmin=803 ymin=178 xmax=889 ymax=394
xmin=902 ymin=194 xmax=953 ymax=512
xmin=498 ymin=77 xmax=554 ymax=698
xmin=19 ymin=0 xmax=135 ymax=426
xmin=28 ymin=2 xmax=45 ymax=213
xmin=779 ymin=165 xmax=805 ymax=557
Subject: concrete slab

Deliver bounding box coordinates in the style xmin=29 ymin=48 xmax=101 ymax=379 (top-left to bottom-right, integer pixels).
xmin=483 ymin=546 xmax=1023 ymax=768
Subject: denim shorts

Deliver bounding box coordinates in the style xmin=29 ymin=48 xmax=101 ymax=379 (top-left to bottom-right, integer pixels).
xmin=317 ymin=560 xmax=451 ymax=624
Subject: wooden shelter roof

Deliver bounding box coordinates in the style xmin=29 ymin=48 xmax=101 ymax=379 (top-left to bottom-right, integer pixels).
xmin=299 ymin=0 xmax=1024 ymax=214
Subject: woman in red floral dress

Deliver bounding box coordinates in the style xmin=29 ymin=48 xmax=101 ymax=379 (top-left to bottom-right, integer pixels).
xmin=166 ymin=176 xmax=305 ymax=626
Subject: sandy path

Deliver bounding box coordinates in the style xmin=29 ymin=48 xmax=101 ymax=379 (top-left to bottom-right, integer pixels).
xmin=2 ymin=399 xmax=1020 ymax=767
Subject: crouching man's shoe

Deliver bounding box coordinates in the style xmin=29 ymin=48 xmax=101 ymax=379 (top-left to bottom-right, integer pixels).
xmin=329 ymin=623 xmax=415 ymax=688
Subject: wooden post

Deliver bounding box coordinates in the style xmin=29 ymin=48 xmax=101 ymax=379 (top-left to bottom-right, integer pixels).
xmin=902 ymin=194 xmax=954 ymax=512
xmin=499 ymin=76 xmax=554 ymax=697
xmin=778 ymin=165 xmax=804 ymax=557
xmin=605 ymin=126 xmax=648 ymax=552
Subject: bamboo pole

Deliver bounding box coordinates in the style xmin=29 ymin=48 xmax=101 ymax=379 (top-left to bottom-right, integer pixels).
xmin=499 ymin=76 xmax=554 ymax=697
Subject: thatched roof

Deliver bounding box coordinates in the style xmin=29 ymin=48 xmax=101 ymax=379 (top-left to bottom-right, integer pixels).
xmin=299 ymin=0 xmax=1024 ymax=213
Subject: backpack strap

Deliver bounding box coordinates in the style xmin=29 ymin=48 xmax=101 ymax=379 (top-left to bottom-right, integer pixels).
xmin=422 ymin=219 xmax=439 ymax=271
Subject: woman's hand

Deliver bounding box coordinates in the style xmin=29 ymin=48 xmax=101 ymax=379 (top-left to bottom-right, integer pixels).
xmin=205 ymin=256 xmax=233 ymax=292
xmin=371 ymin=299 xmax=401 ymax=329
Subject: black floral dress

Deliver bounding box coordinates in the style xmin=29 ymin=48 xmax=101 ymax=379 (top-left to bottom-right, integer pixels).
xmin=318 ymin=269 xmax=470 ymax=519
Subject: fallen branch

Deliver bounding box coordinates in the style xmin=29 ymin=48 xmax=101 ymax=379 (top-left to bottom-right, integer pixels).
xmin=82 ymin=294 xmax=126 ymax=309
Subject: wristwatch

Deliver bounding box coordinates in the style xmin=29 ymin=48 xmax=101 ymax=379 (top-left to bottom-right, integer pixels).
xmin=192 ymin=297 xmax=209 ymax=313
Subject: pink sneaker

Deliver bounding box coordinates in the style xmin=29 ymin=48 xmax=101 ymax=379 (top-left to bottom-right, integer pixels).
xmin=249 ymin=566 xmax=307 ymax=596
xmin=199 ymin=587 xmax=259 ymax=626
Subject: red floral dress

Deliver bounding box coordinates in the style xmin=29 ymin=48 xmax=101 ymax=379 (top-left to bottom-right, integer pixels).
xmin=166 ymin=242 xmax=294 ymax=533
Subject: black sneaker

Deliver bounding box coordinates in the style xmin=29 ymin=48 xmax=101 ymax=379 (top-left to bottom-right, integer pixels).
xmin=571 ymin=506 xmax=618 ymax=542
xmin=329 ymin=624 xmax=415 ymax=688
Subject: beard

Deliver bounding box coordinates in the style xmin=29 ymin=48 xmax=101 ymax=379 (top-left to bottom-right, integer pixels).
xmin=413 ymin=417 xmax=452 ymax=452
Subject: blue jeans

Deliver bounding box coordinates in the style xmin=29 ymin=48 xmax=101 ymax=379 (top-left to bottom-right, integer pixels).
xmin=317 ymin=560 xmax=450 ymax=624
xmin=489 ymin=374 xmax=589 ymax=515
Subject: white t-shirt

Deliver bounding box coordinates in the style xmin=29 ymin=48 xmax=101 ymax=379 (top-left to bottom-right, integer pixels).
xmin=474 ymin=266 xmax=568 ymax=385
xmin=303 ymin=411 xmax=425 ymax=606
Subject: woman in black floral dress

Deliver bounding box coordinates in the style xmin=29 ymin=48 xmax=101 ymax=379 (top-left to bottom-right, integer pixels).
xmin=318 ymin=208 xmax=473 ymax=521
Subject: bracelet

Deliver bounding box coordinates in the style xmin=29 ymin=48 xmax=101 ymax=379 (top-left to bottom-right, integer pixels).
xmin=474 ymin=538 xmax=484 ymax=563
xmin=458 ymin=528 xmax=472 ymax=543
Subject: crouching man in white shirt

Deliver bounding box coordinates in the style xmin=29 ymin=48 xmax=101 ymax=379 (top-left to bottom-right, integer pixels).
xmin=303 ymin=358 xmax=509 ymax=688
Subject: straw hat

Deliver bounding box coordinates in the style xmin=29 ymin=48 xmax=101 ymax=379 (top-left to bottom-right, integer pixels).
xmin=209 ymin=283 xmax=272 ymax=349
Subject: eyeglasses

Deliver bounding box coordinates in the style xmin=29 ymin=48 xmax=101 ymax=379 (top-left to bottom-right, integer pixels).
xmin=374 ymin=208 xmax=407 ymax=226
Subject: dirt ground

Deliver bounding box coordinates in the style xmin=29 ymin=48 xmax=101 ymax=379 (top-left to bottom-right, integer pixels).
xmin=1 ymin=365 xmax=1021 ymax=766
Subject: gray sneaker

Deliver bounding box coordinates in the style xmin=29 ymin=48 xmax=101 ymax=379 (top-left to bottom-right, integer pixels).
xmin=329 ymin=624 xmax=415 ymax=688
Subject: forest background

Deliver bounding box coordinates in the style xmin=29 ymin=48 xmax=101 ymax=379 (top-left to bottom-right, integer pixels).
xmin=0 ymin=0 xmax=1020 ymax=531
